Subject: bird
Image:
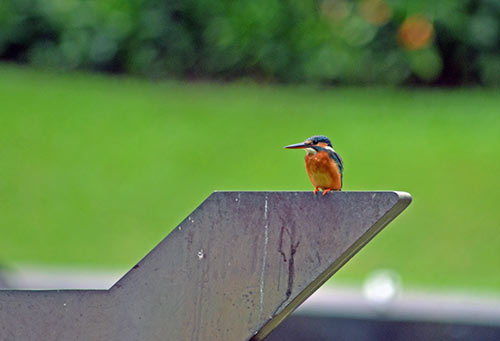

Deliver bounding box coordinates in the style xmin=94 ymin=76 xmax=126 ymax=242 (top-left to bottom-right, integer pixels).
xmin=285 ymin=135 xmax=343 ymax=195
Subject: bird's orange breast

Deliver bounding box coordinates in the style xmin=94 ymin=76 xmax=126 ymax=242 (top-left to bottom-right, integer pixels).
xmin=305 ymin=151 xmax=342 ymax=190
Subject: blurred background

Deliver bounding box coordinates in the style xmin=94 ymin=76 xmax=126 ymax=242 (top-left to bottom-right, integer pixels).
xmin=1 ymin=0 xmax=500 ymax=339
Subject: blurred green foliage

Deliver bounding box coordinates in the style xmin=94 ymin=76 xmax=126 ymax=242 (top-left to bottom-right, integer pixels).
xmin=1 ymin=0 xmax=499 ymax=85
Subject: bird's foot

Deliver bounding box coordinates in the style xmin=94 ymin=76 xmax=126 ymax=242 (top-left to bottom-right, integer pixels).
xmin=314 ymin=187 xmax=320 ymax=195
xmin=322 ymin=188 xmax=332 ymax=196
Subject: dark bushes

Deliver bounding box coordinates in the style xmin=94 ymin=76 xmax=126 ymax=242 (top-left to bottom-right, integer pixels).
xmin=1 ymin=0 xmax=499 ymax=85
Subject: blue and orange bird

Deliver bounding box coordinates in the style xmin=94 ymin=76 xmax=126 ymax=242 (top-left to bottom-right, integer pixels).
xmin=285 ymin=135 xmax=343 ymax=195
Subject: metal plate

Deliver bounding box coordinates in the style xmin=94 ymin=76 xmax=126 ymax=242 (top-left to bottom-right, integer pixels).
xmin=0 ymin=191 xmax=411 ymax=341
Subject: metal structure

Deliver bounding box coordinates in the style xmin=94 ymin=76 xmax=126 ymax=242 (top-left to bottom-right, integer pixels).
xmin=0 ymin=191 xmax=411 ymax=340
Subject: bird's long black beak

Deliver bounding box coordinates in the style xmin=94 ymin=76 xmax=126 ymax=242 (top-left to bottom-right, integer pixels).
xmin=284 ymin=142 xmax=309 ymax=149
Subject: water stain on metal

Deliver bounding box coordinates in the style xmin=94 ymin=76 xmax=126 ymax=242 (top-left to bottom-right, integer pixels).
xmin=259 ymin=195 xmax=270 ymax=318
xmin=274 ymin=224 xmax=300 ymax=316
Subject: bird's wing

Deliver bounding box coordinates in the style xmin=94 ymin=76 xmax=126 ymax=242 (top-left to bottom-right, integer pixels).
xmin=328 ymin=150 xmax=343 ymax=176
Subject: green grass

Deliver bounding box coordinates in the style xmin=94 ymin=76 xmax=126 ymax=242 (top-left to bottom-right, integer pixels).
xmin=1 ymin=64 xmax=499 ymax=292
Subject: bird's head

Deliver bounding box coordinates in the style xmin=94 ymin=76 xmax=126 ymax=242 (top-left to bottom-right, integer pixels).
xmin=284 ymin=135 xmax=333 ymax=154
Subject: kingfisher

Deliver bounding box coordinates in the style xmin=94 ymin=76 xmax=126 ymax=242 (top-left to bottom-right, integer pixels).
xmin=285 ymin=135 xmax=343 ymax=195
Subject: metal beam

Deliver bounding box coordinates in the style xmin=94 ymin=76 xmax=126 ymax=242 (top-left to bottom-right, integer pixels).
xmin=0 ymin=191 xmax=411 ymax=340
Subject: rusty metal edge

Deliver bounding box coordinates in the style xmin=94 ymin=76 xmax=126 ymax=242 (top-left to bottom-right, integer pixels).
xmin=251 ymin=191 xmax=412 ymax=341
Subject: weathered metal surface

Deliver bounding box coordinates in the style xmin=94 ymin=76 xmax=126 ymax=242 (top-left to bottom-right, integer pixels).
xmin=0 ymin=191 xmax=411 ymax=341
